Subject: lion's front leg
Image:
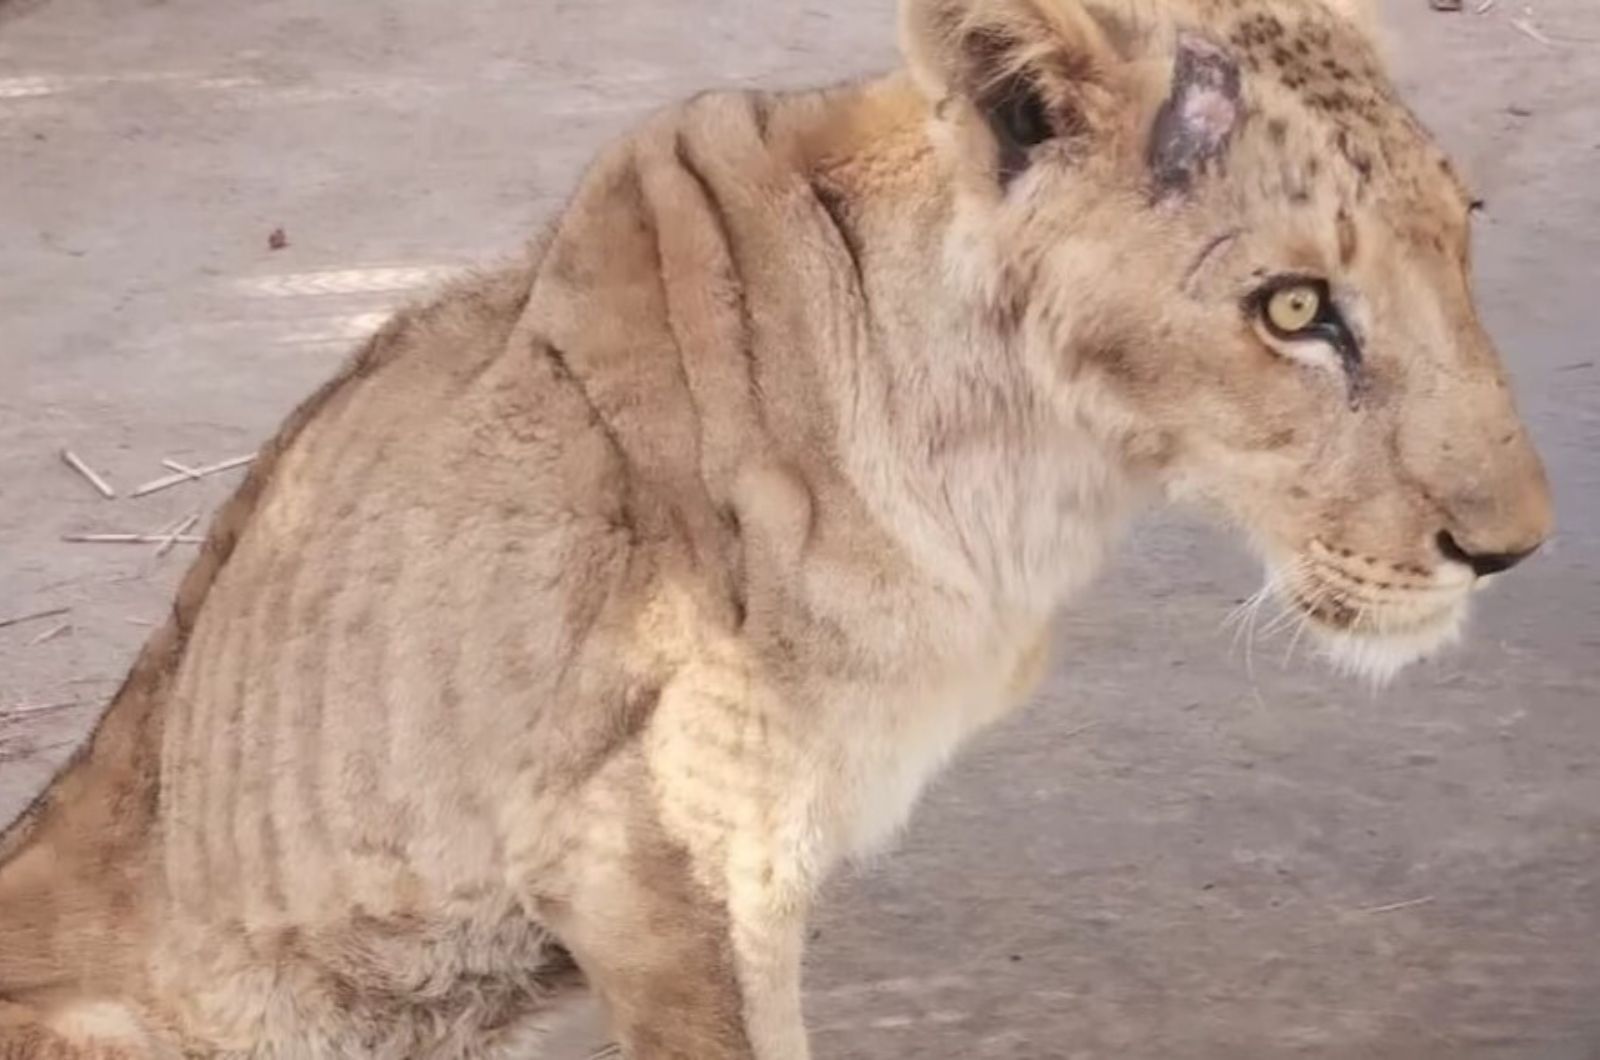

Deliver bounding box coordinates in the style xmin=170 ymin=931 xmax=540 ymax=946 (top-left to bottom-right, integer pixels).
xmin=533 ymin=754 xmax=812 ymax=1060
xmin=724 ymin=865 xmax=810 ymax=1060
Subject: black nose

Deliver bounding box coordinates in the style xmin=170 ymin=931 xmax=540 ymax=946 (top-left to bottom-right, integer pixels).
xmin=1436 ymin=530 xmax=1538 ymax=578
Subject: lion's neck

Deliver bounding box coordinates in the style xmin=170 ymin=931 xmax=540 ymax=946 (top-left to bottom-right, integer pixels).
xmin=789 ymin=75 xmax=1138 ymax=621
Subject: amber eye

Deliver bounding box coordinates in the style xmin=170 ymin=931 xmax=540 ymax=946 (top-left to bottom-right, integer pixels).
xmin=1247 ymin=276 xmax=1366 ymax=403
xmin=1263 ymin=282 xmax=1323 ymax=334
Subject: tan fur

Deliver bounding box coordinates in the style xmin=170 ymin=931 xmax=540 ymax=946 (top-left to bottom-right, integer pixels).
xmin=0 ymin=0 xmax=1551 ymax=1055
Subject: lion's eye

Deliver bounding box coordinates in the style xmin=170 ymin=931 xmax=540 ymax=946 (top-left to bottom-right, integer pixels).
xmin=1248 ymin=275 xmax=1367 ymax=407
xmin=1263 ymin=282 xmax=1323 ymax=335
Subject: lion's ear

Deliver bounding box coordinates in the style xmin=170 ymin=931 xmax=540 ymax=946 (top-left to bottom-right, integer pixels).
xmin=899 ymin=0 xmax=1118 ymax=187
xmin=1147 ymin=32 xmax=1244 ymax=199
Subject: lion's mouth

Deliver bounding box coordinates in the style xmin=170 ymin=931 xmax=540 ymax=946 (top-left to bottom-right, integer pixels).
xmin=1287 ymin=588 xmax=1364 ymax=631
xmin=1262 ymin=546 xmax=1474 ymax=681
xmin=1287 ymin=585 xmax=1464 ymax=636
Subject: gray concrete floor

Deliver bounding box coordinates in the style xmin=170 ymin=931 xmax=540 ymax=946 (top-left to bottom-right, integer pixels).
xmin=2 ymin=0 xmax=1597 ymax=1056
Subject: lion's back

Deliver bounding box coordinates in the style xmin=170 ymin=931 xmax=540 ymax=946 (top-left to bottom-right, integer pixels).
xmin=155 ymin=257 xmax=643 ymax=930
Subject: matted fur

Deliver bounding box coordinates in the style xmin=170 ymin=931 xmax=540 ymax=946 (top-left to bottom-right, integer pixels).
xmin=0 ymin=0 xmax=1551 ymax=1055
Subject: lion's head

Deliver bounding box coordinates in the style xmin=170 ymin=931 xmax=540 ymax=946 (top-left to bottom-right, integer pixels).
xmin=900 ymin=0 xmax=1553 ymax=679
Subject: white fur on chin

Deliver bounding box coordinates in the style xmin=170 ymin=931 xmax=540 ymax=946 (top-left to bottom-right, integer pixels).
xmin=1310 ymin=602 xmax=1470 ymax=686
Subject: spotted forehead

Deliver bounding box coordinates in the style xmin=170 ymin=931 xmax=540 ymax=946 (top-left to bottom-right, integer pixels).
xmin=1220 ymin=6 xmax=1471 ymax=210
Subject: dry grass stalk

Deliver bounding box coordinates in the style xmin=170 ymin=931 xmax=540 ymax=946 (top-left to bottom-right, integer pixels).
xmin=0 ymin=606 xmax=71 ymax=631
xmin=62 ymin=533 xmax=206 ymax=545
xmin=131 ymin=453 xmax=255 ymax=498
xmin=60 ymin=449 xmax=116 ymax=498
xmin=160 ymin=458 xmax=204 ymax=479
xmin=156 ymin=514 xmax=201 ymax=557
xmin=27 ymin=622 xmax=72 ymax=646
xmin=1355 ymin=895 xmax=1435 ymax=915
xmin=1509 ymin=16 xmax=1553 ymax=44
xmin=0 ymin=699 xmax=82 ymax=721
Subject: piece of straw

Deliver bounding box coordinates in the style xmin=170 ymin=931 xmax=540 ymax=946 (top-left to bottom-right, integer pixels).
xmin=27 ymin=622 xmax=72 ymax=646
xmin=0 ymin=699 xmax=82 ymax=720
xmin=0 ymin=606 xmax=71 ymax=630
xmin=61 ymin=533 xmax=206 ymax=545
xmin=60 ymin=449 xmax=116 ymax=498
xmin=131 ymin=453 xmax=255 ymax=498
xmin=155 ymin=514 xmax=200 ymax=557
xmin=1355 ymin=895 xmax=1435 ymax=916
xmin=1509 ymin=16 xmax=1553 ymax=44
xmin=160 ymin=458 xmax=205 ymax=480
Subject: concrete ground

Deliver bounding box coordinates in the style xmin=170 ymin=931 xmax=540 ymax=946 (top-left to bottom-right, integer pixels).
xmin=2 ymin=0 xmax=1597 ymax=1056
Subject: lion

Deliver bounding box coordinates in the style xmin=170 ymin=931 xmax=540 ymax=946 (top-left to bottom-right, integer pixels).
xmin=0 ymin=0 xmax=1552 ymax=1055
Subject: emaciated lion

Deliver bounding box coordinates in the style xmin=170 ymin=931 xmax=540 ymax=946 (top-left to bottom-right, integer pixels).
xmin=0 ymin=0 xmax=1553 ymax=1055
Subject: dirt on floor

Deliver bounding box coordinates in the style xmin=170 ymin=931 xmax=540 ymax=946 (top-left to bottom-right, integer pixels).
xmin=2 ymin=0 xmax=1597 ymax=1057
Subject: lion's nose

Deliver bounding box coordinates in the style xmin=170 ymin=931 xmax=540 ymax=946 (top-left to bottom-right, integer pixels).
xmin=1435 ymin=529 xmax=1540 ymax=578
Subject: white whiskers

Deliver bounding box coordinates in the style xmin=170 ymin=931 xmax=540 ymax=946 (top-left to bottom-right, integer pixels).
xmin=1221 ymin=556 xmax=1317 ymax=679
xmin=1218 ymin=553 xmax=1468 ymax=685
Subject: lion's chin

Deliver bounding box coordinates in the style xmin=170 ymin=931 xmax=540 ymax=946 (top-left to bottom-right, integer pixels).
xmin=1303 ymin=602 xmax=1470 ymax=685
